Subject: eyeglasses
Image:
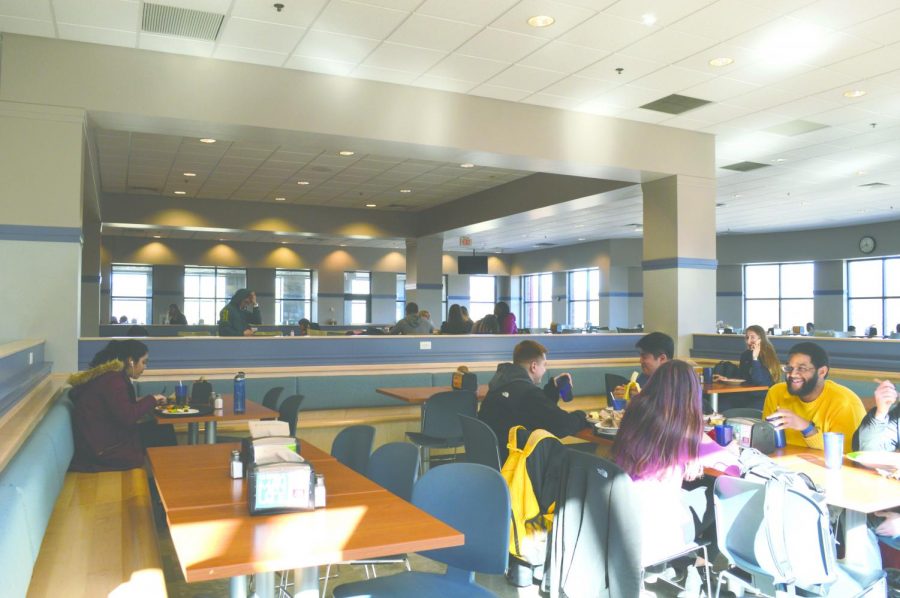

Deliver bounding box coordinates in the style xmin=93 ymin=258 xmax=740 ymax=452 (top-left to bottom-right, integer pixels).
xmin=782 ymin=365 xmax=816 ymax=374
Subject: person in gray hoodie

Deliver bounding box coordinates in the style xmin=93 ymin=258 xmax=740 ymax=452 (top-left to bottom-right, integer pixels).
xmin=390 ymin=302 xmax=434 ymax=335
xmin=478 ymin=339 xmax=588 ymax=462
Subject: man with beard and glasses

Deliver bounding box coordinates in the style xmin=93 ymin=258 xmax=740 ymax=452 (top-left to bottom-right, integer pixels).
xmin=763 ymin=341 xmax=866 ymax=452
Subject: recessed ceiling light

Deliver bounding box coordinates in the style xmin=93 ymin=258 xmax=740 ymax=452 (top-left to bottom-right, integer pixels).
xmin=275 ymin=197 xmax=286 ymax=201
xmin=153 ymin=235 xmax=161 ymax=239
xmin=400 ymin=189 xmax=411 ymax=193
xmin=365 ymin=203 xmax=377 ymax=208
xmin=843 ymin=89 xmax=867 ymax=98
xmin=183 ymin=172 xmax=196 ymax=177
xmin=641 ymin=13 xmax=657 ymax=26
xmin=459 ymin=163 xmax=475 ymax=168
xmin=527 ymin=15 xmax=555 ymax=28
xmin=856 ymin=170 xmax=867 ymax=176
xmin=174 ymin=190 xmax=186 ymax=195
xmin=281 ymin=241 xmax=287 ymax=244
xmin=733 ymin=193 xmax=742 ymax=198
xmin=297 ymin=180 xmax=309 ymax=185
xmin=338 ymin=150 xmax=355 ymax=156
xmin=339 ymin=243 xmax=347 ymax=247
xmin=577 ymin=237 xmax=586 ymax=241
xmin=199 ymin=138 xmax=216 ymax=144
xmin=708 ymin=57 xmax=734 ymax=67
xmin=772 ymin=158 xmax=786 ymax=163
xmin=635 ymin=227 xmax=644 ymax=232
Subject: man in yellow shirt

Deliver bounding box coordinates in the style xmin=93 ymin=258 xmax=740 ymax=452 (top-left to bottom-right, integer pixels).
xmin=763 ymin=341 xmax=866 ymax=452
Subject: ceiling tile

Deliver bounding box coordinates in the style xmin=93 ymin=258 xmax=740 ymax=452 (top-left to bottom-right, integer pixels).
xmin=670 ymin=0 xmax=779 ymax=41
xmin=489 ymin=0 xmax=597 ymax=40
xmin=518 ymin=41 xmax=606 ymax=73
xmin=577 ymin=52 xmax=663 ymax=83
xmin=57 ymin=23 xmax=137 ymax=48
xmin=426 ymin=53 xmax=508 ymax=83
xmin=630 ymin=65 xmax=714 ymax=92
xmin=556 ymin=12 xmax=651 ymax=52
xmin=456 ymin=27 xmax=547 ymax=63
xmin=312 ymin=0 xmax=408 ymax=39
xmin=539 ymin=75 xmax=616 ymax=99
xmin=487 ymin=64 xmax=565 ymax=92
xmin=0 ymin=0 xmax=53 ymax=20
xmin=53 ymin=0 xmax=139 ymax=30
xmin=285 ymin=54 xmax=357 ymax=76
xmin=416 ymin=0 xmax=518 ymax=27
xmin=468 ymin=83 xmax=532 ymax=102
xmin=789 ymin=0 xmax=899 ymax=30
xmin=590 ymin=84 xmax=666 ymax=109
xmin=622 ymin=27 xmax=717 ymax=63
xmin=680 ymin=76 xmax=757 ymax=102
xmin=521 ymin=92 xmax=584 ymax=110
xmin=414 ymin=74 xmax=475 ymax=93
xmin=230 ymin=0 xmax=328 ymax=28
xmin=219 ymin=18 xmax=305 ymax=54
xmin=363 ymin=42 xmax=445 ymax=74
xmin=213 ymin=45 xmax=288 ymax=66
xmin=352 ymin=63 xmax=419 ymax=85
xmin=828 ymin=43 xmax=900 ymax=79
xmin=0 ymin=15 xmax=55 ymax=36
xmin=387 ymin=14 xmax=480 ymax=52
xmin=293 ymin=29 xmax=380 ymax=64
xmin=138 ymin=33 xmax=214 ymax=57
xmin=353 ymin=0 xmax=423 ymax=11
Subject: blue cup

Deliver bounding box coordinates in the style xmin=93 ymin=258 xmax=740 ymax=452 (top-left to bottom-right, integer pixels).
xmin=175 ymin=382 xmax=187 ymax=406
xmin=823 ymin=432 xmax=844 ymax=469
xmin=773 ymin=427 xmax=786 ymax=449
xmin=610 ymin=398 xmax=626 ymax=411
xmin=558 ymin=377 xmax=573 ymax=402
xmin=715 ymin=423 xmax=734 ymax=446
xmin=703 ymin=367 xmax=713 ymax=383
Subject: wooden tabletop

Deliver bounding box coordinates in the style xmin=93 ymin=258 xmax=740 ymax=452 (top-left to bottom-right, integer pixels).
xmin=147 ymin=439 xmax=463 ymax=583
xmin=153 ymin=394 xmax=278 ymax=424
xmin=376 ymin=385 xmax=489 ymax=404
xmin=702 ymin=382 xmax=770 ymax=395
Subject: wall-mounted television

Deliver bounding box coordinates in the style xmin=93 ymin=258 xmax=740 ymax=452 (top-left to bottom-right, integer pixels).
xmin=458 ymin=255 xmax=488 ymax=275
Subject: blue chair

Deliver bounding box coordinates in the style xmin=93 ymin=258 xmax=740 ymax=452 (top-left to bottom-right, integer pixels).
xmin=333 ymin=463 xmax=511 ymax=597
xmin=458 ymin=414 xmax=501 ymax=471
xmin=322 ymin=442 xmax=421 ymax=596
xmin=331 ymin=425 xmax=375 ymax=474
xmin=406 ymin=390 xmax=477 ymax=473
xmin=278 ymin=394 xmax=304 ymax=437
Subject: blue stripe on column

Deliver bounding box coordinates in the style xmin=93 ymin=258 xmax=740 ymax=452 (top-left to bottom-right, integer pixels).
xmin=0 ymin=225 xmax=83 ymax=243
xmin=81 ymin=274 xmax=101 ymax=284
xmin=600 ymin=292 xmax=643 ymax=298
xmin=415 ymin=283 xmax=443 ymax=290
xmin=814 ymin=290 xmax=843 ymax=296
xmin=642 ymin=257 xmax=717 ymax=271
xmin=716 ymin=291 xmax=742 ymax=297
xmin=448 ymin=295 xmax=469 ymax=301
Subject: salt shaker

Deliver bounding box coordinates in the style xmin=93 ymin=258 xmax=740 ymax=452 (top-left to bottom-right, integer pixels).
xmin=315 ymin=473 xmax=326 ymax=507
xmin=214 ymin=393 xmax=223 ymax=410
xmin=230 ymin=450 xmax=243 ymax=479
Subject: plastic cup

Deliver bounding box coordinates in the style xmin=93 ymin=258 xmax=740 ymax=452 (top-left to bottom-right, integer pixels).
xmin=558 ymin=377 xmax=573 ymax=402
xmin=773 ymin=427 xmax=786 ymax=449
xmin=823 ymin=432 xmax=844 ymax=469
xmin=611 ymin=398 xmax=626 ymax=411
xmin=715 ymin=423 xmax=734 ymax=446
xmin=175 ymin=382 xmax=187 ymax=406
xmin=703 ymin=367 xmax=713 ymax=384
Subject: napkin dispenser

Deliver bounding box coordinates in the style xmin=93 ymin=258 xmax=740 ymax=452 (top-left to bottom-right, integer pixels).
xmin=451 ymin=366 xmax=477 ymax=391
xmin=191 ymin=377 xmax=212 ymax=406
xmin=241 ymin=436 xmax=300 ymax=473
xmin=248 ymin=461 xmax=316 ymax=515
xmin=726 ymin=417 xmax=777 ymax=455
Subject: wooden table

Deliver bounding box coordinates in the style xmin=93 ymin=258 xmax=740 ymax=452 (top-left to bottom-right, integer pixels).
xmin=703 ymin=382 xmax=769 ymax=413
xmin=375 ymin=385 xmax=489 ymax=404
xmin=154 ymin=394 xmax=278 ymax=444
xmin=147 ymin=440 xmax=463 ymax=598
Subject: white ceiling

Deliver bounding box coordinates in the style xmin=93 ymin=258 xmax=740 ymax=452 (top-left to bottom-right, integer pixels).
xmin=4 ymin=0 xmax=900 ymax=252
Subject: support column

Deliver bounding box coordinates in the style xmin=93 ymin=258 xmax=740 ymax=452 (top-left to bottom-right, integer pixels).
xmin=153 ymin=265 xmax=185 ymax=324
xmin=814 ymin=260 xmax=845 ymax=331
xmin=404 ymin=236 xmax=443 ymax=319
xmin=81 ymin=216 xmax=101 ymax=335
xmin=716 ymin=265 xmax=743 ymax=330
xmin=0 ymin=102 xmax=85 ymax=372
xmin=641 ymin=175 xmax=717 ymax=357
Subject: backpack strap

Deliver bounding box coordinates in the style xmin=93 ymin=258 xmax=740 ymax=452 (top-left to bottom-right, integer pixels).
xmin=507 ymin=425 xmax=525 ymax=456
xmin=763 ymin=474 xmax=795 ymax=586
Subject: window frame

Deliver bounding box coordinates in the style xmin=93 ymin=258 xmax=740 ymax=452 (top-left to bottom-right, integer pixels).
xmin=344 ymin=271 xmax=372 ymax=325
xmin=468 ymin=275 xmax=497 ymax=322
xmin=275 ymin=268 xmax=313 ymax=325
xmin=847 ymin=256 xmax=900 ymax=336
xmin=743 ymin=262 xmax=814 ymax=330
xmin=183 ymin=266 xmax=247 ymax=326
xmin=110 ymin=263 xmax=153 ymax=325
xmin=567 ymin=268 xmax=600 ymax=329
xmin=522 ymin=272 xmax=553 ymax=329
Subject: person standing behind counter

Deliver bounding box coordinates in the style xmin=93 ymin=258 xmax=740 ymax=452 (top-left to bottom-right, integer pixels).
xmin=167 ymin=303 xmax=187 ymax=325
xmin=218 ymin=288 xmax=261 ymax=336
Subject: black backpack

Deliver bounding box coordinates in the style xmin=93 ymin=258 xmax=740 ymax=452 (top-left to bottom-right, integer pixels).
xmin=713 ymin=360 xmax=741 ymax=379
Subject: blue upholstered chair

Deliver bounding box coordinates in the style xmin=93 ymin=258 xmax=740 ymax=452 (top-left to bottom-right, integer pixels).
xmin=406 ymin=390 xmax=477 ymax=473
xmin=332 ymin=463 xmax=511 ymax=598
xmin=331 ymin=425 xmax=375 ymax=474
xmin=458 ymin=414 xmax=501 ymax=471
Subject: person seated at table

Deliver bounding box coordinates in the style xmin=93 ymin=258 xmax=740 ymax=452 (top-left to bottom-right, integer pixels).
xmin=494 ymin=301 xmax=518 ymax=334
xmin=478 ymin=340 xmax=588 ymax=462
xmin=613 ymin=360 xmax=738 ymax=593
xmin=68 ymin=340 xmax=170 ymax=472
xmin=763 ymin=342 xmax=866 ymax=452
xmin=715 ymin=324 xmax=780 ymax=412
xmin=613 ymin=331 xmax=674 ymax=397
xmin=218 ymin=288 xmax=260 ymax=336
xmin=167 ymin=303 xmax=187 ymax=325
xmin=440 ymin=303 xmax=473 ymax=334
xmin=390 ymin=301 xmax=434 ymax=334
xmin=472 ymin=313 xmax=500 ymax=334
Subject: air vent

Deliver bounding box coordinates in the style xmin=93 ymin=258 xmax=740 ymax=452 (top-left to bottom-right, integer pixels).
xmin=765 ymin=120 xmax=829 ymax=136
xmin=721 ymin=161 xmax=770 ymax=172
xmin=142 ymin=2 xmax=224 ymax=41
xmin=128 ymin=185 xmax=162 ymax=193
xmin=640 ymin=94 xmax=711 ymax=115
xmin=859 ymin=182 xmax=889 ymax=188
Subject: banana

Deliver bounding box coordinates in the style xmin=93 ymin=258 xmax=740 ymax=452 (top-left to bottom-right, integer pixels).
xmin=623 ymin=371 xmax=642 ymax=401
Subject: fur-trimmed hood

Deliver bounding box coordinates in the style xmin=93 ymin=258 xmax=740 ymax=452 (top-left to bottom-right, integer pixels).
xmin=67 ymin=359 xmax=124 ymax=387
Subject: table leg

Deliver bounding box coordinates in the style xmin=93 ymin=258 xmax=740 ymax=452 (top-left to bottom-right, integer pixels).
xmin=292 ymin=566 xmax=319 ymax=598
xmin=230 ymin=575 xmax=248 ymax=598
xmin=843 ymin=508 xmax=881 ymax=569
xmin=710 ymin=392 xmax=719 ymax=414
xmin=205 ymin=420 xmax=217 ymax=444
xmin=252 ymin=571 xmax=275 ymax=597
xmin=188 ymin=422 xmax=199 ymax=445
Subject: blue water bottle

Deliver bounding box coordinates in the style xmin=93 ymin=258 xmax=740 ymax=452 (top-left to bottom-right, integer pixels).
xmin=233 ymin=371 xmax=246 ymax=414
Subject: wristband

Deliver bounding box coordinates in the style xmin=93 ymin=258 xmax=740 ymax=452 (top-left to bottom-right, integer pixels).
xmin=800 ymin=421 xmax=816 ymax=437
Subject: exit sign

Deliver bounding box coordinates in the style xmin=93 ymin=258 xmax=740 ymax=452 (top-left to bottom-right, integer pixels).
xmin=459 ymin=236 xmax=472 ymax=247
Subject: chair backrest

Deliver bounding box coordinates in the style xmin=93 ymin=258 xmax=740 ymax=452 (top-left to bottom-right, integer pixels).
xmin=331 ymin=425 xmax=375 ymax=474
xmin=421 ymin=390 xmax=477 ymax=440
xmin=413 ymin=463 xmax=510 ymax=576
xmin=365 ymin=442 xmax=419 ymax=501
xmin=723 ymin=407 xmax=763 ymax=419
xmin=278 ymin=394 xmax=304 ymax=436
xmin=458 ymin=414 xmax=501 ymax=471
xmin=261 ymin=386 xmax=285 ymax=410
xmin=604 ymin=373 xmax=629 ymax=404
xmin=547 ymin=450 xmax=642 ymax=598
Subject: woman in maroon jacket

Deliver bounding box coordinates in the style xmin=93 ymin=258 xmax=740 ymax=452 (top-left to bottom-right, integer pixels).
xmin=68 ymin=340 xmax=167 ymax=472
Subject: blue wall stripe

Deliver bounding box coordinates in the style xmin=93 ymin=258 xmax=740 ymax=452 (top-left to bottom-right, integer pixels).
xmin=814 ymin=290 xmax=843 ymax=296
xmin=448 ymin=295 xmax=469 ymax=301
xmin=599 ymin=292 xmax=643 ymax=298
xmin=642 ymin=257 xmax=717 ymax=271
xmin=0 ymin=224 xmax=82 ymax=243
xmin=81 ymin=274 xmax=101 ymax=284
xmin=716 ymin=291 xmax=742 ymax=297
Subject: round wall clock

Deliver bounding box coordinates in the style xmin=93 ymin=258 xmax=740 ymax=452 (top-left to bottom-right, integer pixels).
xmin=859 ymin=236 xmax=876 ymax=254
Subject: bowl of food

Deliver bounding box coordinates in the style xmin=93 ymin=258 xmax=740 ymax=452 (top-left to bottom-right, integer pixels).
xmin=590 ymin=407 xmax=624 ymax=435
xmin=719 ymin=378 xmax=746 ymax=386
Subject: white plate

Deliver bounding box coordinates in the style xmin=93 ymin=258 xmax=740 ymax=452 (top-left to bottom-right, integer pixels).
xmin=719 ymin=378 xmax=746 ymax=386
xmin=846 ymin=451 xmax=900 ymax=471
xmin=594 ymin=423 xmax=618 ymax=435
xmin=156 ymin=407 xmax=200 ymax=416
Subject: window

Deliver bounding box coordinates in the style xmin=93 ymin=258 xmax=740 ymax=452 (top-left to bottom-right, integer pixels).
xmin=568 ymin=268 xmax=600 ymax=329
xmin=183 ymin=266 xmax=246 ymax=325
xmin=468 ymin=276 xmax=496 ymax=321
xmin=344 ymin=271 xmax=371 ymax=324
xmin=848 ymin=257 xmax=900 ymax=336
xmin=744 ymin=263 xmax=814 ymax=330
xmin=275 ymin=269 xmax=312 ymax=325
xmin=396 ymin=274 xmax=406 ymax=321
xmin=111 ymin=264 xmax=152 ymax=325
xmin=522 ymin=273 xmax=553 ymax=329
